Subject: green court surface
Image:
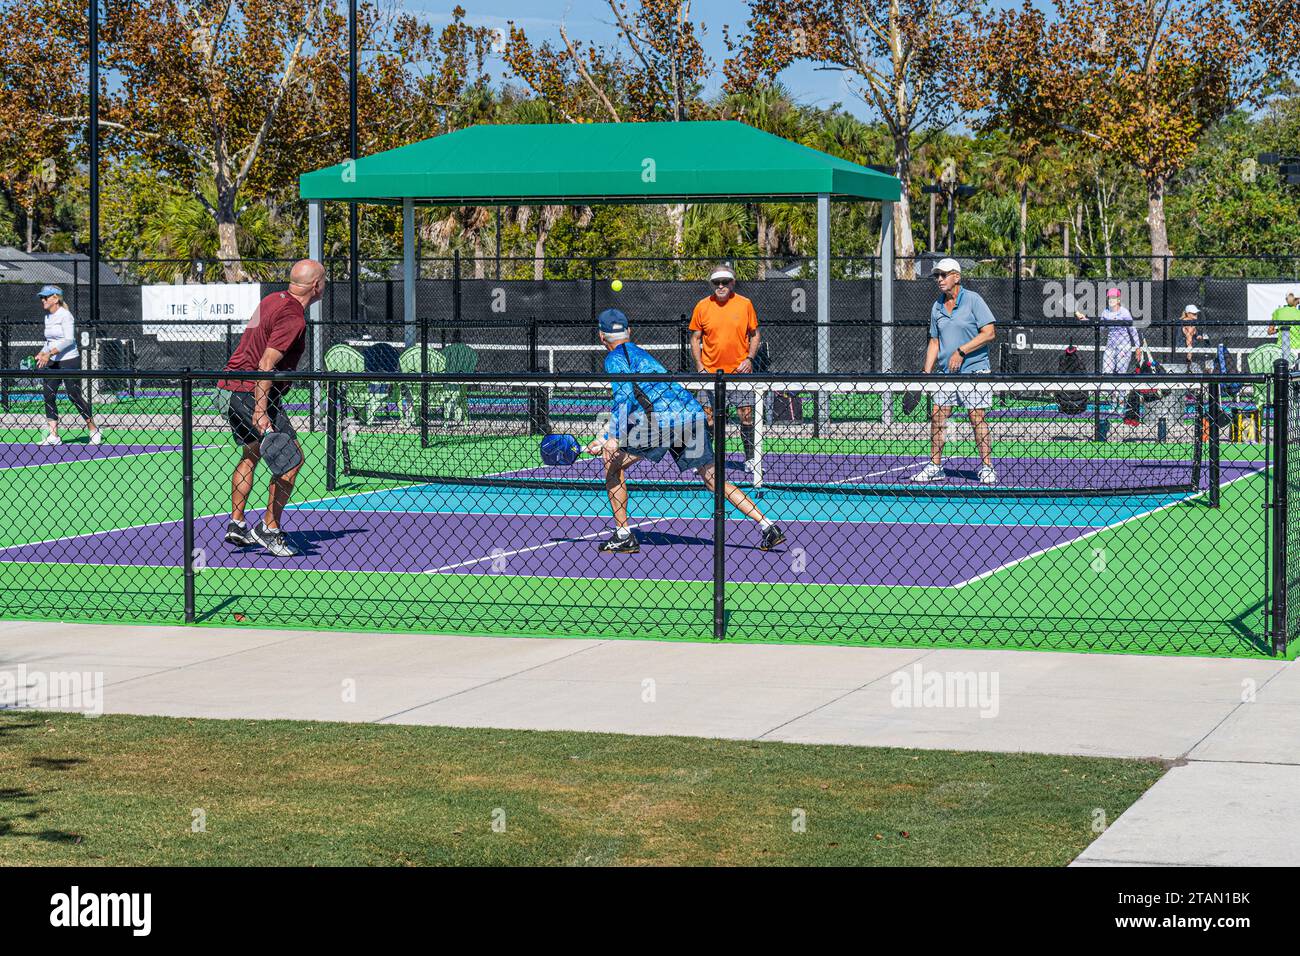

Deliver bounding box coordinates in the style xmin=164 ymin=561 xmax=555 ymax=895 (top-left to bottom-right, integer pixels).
xmin=0 ymin=423 xmax=1287 ymax=659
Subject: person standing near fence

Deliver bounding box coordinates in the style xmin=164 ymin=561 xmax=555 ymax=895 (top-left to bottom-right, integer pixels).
xmin=34 ymin=285 xmax=101 ymax=446
xmin=217 ymin=259 xmax=325 ymax=558
xmin=913 ymin=258 xmax=999 ymax=485
xmin=690 ymin=265 xmax=761 ymax=472
xmin=1180 ymin=304 xmax=1207 ymax=369
xmin=1076 ymin=286 xmax=1139 ymax=413
xmin=1267 ymin=292 xmax=1300 ymax=365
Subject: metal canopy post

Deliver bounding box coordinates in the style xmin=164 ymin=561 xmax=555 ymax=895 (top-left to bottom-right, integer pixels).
xmin=881 ymin=201 xmax=895 ymax=424
xmin=816 ymin=193 xmax=831 ymax=433
xmin=309 ymin=201 xmax=324 ymax=423
xmin=403 ymin=199 xmax=416 ymax=347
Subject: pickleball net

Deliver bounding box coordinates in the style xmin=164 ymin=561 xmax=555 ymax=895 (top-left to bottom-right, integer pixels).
xmin=329 ymin=375 xmax=1219 ymax=497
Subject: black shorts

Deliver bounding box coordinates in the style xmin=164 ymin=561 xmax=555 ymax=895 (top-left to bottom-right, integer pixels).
xmin=226 ymin=390 xmax=296 ymax=446
xmin=624 ymin=420 xmax=714 ymax=473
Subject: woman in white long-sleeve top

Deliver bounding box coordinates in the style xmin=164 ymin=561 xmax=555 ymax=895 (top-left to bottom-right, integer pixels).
xmin=34 ymin=285 xmax=101 ymax=445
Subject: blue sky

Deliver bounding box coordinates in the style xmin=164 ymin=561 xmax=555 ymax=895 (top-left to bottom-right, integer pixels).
xmin=407 ymin=0 xmax=1007 ymax=120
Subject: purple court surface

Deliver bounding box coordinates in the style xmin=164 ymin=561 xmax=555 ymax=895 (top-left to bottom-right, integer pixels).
xmin=0 ymin=444 xmax=1263 ymax=589
xmin=0 ymin=510 xmax=1095 ymax=588
xmin=0 ymin=442 xmax=191 ymax=468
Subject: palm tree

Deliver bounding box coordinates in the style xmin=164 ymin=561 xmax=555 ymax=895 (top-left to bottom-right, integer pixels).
xmin=719 ymin=84 xmax=808 ymax=275
xmin=137 ymin=183 xmax=281 ymax=283
xmin=683 ymin=203 xmax=757 ymax=267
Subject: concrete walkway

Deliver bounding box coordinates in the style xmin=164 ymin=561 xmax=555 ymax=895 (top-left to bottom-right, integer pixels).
xmin=2 ymin=619 xmax=1296 ymax=866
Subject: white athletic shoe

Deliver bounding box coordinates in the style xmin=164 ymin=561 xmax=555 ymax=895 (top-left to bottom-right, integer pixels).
xmin=38 ymin=433 xmax=61 ymax=446
xmin=978 ymin=464 xmax=998 ymax=485
xmin=912 ymin=461 xmax=945 ymax=482
xmin=88 ymin=430 xmax=104 ymax=445
xmin=743 ymin=458 xmax=756 ymax=473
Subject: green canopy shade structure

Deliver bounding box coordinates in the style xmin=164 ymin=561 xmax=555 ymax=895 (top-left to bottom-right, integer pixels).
xmin=299 ymin=120 xmax=904 ymax=424
xmin=299 ymin=121 xmax=901 ymax=205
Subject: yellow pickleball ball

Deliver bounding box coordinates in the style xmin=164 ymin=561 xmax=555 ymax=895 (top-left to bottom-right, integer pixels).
xmin=610 ymin=279 xmax=623 ymax=292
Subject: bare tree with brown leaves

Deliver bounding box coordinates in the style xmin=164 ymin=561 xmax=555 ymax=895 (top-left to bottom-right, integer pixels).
xmin=502 ymin=2 xmax=711 ymax=263
xmin=961 ymin=0 xmax=1300 ymax=280
xmin=726 ymin=0 xmax=985 ymax=278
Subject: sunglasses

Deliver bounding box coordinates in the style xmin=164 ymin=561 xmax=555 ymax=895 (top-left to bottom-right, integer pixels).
xmin=712 ymin=279 xmax=733 ymax=287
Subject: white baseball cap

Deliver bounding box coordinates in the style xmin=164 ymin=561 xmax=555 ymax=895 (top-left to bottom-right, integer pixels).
xmin=1183 ymin=304 xmax=1200 ymax=314
xmin=930 ymin=257 xmax=961 ymax=275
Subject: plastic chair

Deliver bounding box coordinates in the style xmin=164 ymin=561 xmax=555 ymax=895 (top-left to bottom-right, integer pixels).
xmin=1246 ymin=342 xmax=1283 ymax=375
xmin=439 ymin=343 xmax=478 ymax=422
xmin=397 ymin=345 xmax=446 ymax=425
xmin=325 ymin=343 xmax=387 ymax=424
xmin=1232 ymin=342 xmax=1283 ymax=406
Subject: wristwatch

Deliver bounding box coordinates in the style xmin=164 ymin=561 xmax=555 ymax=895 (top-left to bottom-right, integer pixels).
xmin=957 ymin=348 xmax=968 ymax=358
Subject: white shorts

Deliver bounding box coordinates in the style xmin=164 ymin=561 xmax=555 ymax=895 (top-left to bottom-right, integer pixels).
xmin=934 ymin=370 xmax=993 ymax=410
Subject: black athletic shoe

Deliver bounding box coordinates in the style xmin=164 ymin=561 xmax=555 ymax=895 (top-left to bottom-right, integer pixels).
xmin=598 ymin=531 xmax=640 ymax=554
xmin=249 ymin=520 xmax=299 ymax=557
xmin=759 ymin=524 xmax=786 ymax=552
xmin=224 ymin=520 xmax=254 ymax=547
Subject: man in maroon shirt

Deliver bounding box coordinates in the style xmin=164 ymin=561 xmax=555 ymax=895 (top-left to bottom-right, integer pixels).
xmin=218 ymin=259 xmax=325 ymax=557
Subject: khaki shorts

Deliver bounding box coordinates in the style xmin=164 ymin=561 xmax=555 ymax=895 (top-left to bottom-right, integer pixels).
xmin=933 ymin=370 xmax=993 ymax=410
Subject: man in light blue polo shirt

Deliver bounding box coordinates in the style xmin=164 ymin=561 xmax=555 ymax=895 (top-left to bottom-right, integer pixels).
xmin=913 ymin=258 xmax=999 ymax=485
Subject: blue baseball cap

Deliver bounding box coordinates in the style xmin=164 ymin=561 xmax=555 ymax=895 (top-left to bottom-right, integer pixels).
xmin=598 ymin=308 xmax=629 ymax=337
xmin=38 ymin=285 xmax=63 ymax=298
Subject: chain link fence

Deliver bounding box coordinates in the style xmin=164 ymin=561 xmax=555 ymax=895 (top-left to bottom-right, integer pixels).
xmin=0 ymin=365 xmax=1290 ymax=657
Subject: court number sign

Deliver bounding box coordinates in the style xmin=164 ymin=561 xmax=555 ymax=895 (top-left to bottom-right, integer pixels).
xmin=1010 ymin=327 xmax=1033 ymax=353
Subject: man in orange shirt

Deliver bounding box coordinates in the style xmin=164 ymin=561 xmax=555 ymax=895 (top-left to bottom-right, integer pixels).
xmin=690 ymin=265 xmax=761 ymax=471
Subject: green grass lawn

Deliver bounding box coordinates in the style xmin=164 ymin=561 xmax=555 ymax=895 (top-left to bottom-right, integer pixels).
xmin=0 ymin=711 xmax=1166 ymax=866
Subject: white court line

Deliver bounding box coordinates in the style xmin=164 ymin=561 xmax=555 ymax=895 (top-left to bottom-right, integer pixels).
xmin=421 ymin=517 xmax=670 ymax=574
xmin=827 ymin=460 xmax=925 ymax=485
xmin=0 ymin=480 xmax=408 ymax=555
xmin=950 ymin=466 xmax=1268 ymax=589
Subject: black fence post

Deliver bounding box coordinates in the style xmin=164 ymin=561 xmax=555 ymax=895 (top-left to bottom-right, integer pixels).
xmin=1093 ymin=320 xmax=1103 ymax=440
xmin=1013 ymin=252 xmax=1021 ymax=324
xmin=326 ymin=380 xmax=338 ymax=492
xmin=527 ymin=318 xmax=546 ymax=434
xmin=713 ymin=370 xmax=726 ymax=640
xmin=1271 ymin=359 xmax=1290 ymax=656
xmin=1209 ymin=381 xmax=1221 ymax=507
xmin=181 ymin=373 xmax=196 ymax=623
xmin=420 ymin=309 xmax=429 ymax=449
xmin=308 ymin=316 xmax=317 ymax=434
xmin=1161 ymin=259 xmax=1170 ymax=357
xmin=1 ymin=317 xmax=9 ymax=412
xmin=452 ymin=250 xmax=461 ymax=328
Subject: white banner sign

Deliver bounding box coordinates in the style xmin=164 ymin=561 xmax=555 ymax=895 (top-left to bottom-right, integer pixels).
xmin=1247 ymin=282 xmax=1300 ymax=339
xmin=141 ymin=283 xmax=261 ymax=342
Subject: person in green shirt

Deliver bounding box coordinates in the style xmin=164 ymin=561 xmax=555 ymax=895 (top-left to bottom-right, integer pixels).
xmin=1268 ymin=292 xmax=1300 ymax=360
